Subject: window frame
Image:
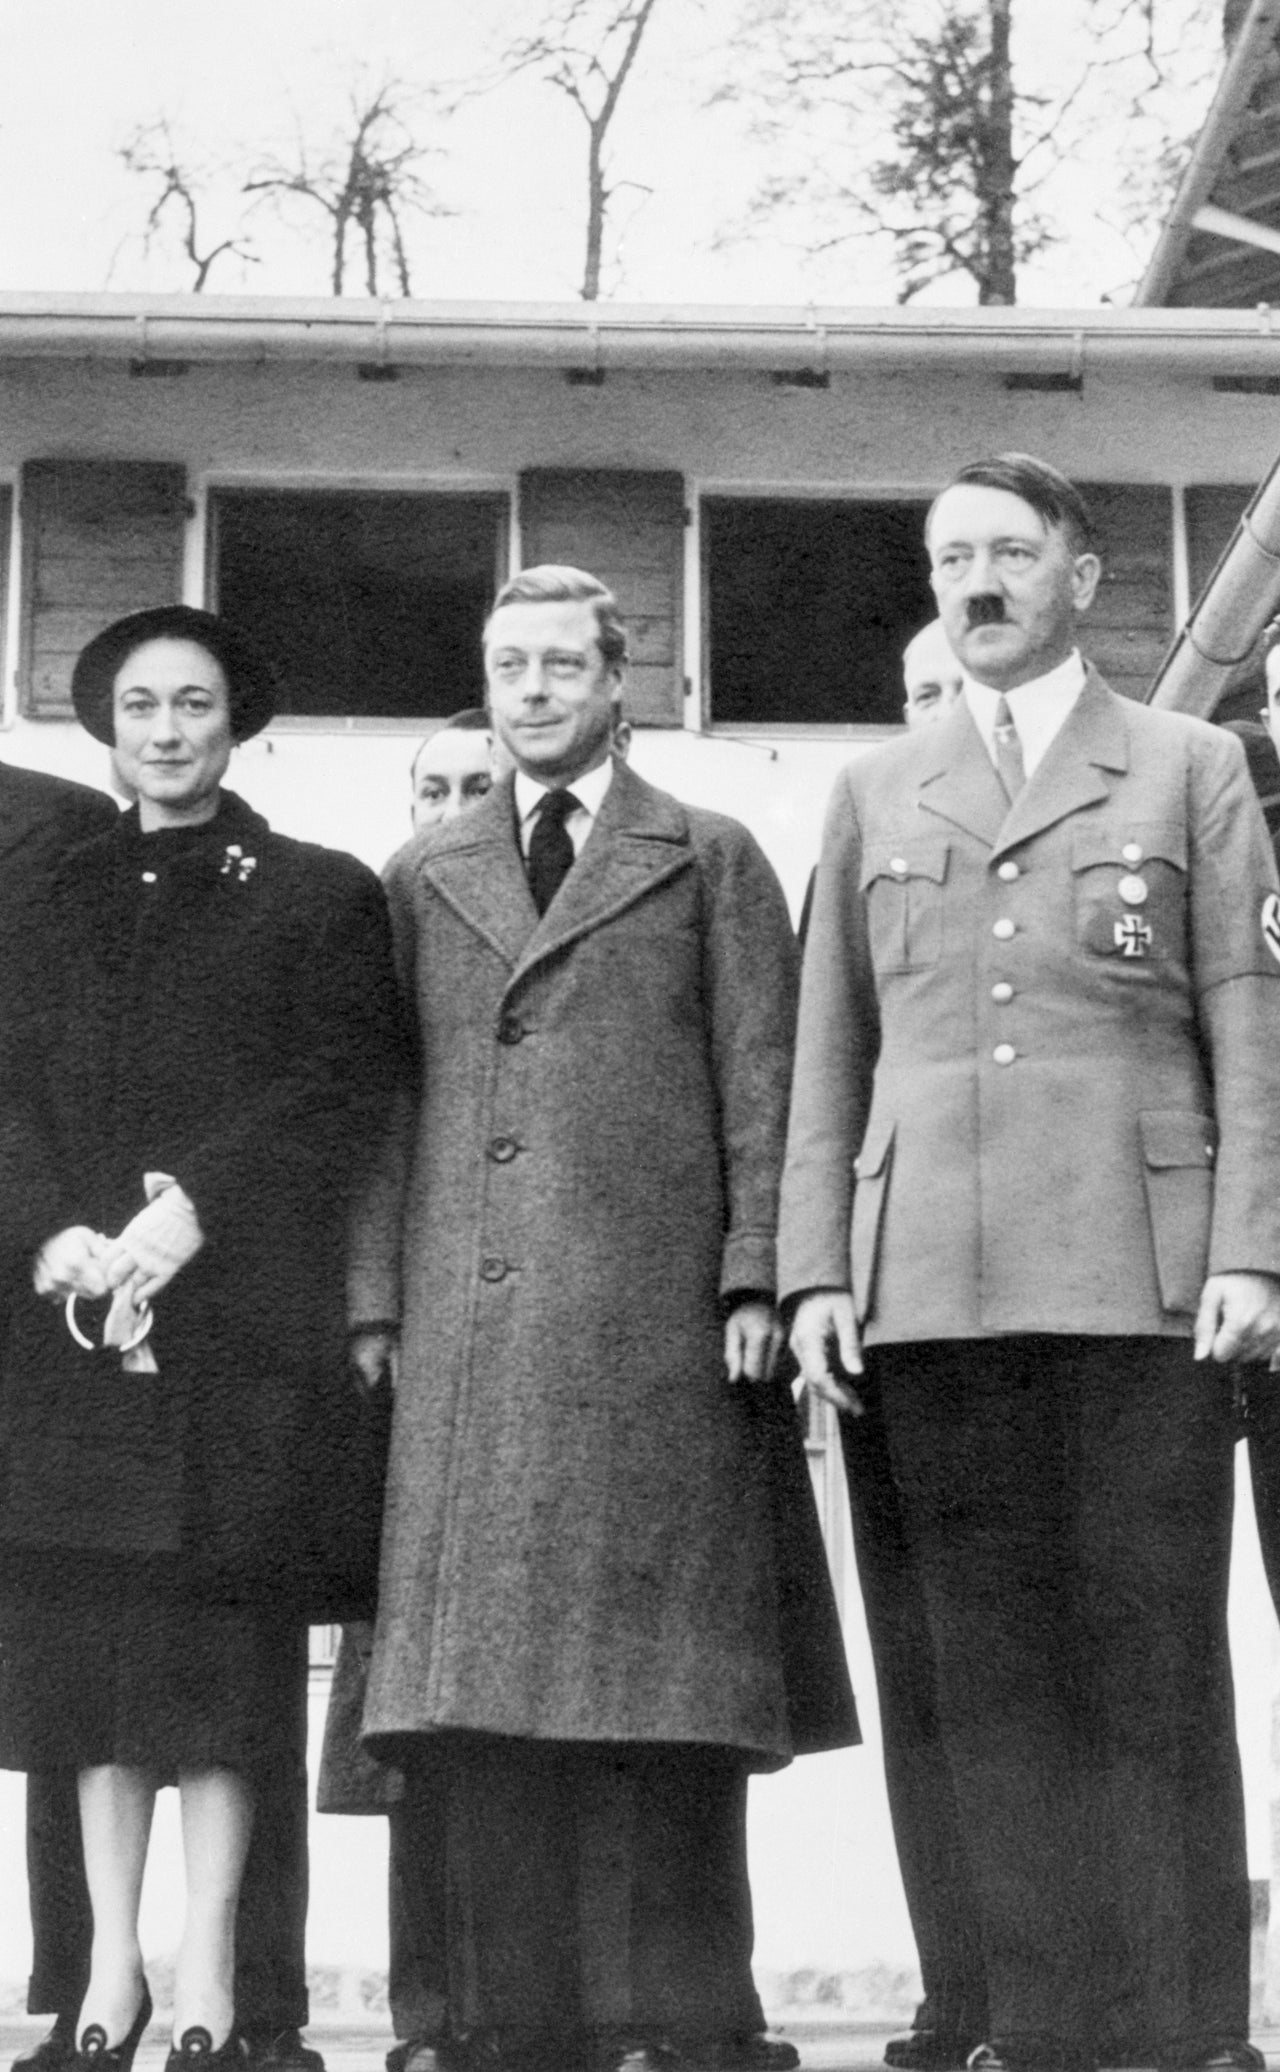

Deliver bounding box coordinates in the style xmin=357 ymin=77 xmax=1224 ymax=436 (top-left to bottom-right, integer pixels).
xmin=696 ymin=481 xmax=939 ymax=737
xmin=200 ymin=471 xmax=517 ymax=733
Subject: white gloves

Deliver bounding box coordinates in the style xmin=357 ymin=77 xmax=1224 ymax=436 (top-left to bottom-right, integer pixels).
xmin=103 ymin=1172 xmax=204 ymax=1304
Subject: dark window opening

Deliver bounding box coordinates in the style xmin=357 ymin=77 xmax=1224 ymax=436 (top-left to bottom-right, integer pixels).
xmin=705 ymin=498 xmax=934 ymax=726
xmin=211 ymin=491 xmax=508 ymax=720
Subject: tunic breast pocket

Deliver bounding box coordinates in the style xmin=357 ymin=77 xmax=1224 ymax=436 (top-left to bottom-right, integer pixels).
xmin=1071 ymin=820 xmax=1187 ymax=968
xmin=860 ymin=839 xmax=949 ymax=974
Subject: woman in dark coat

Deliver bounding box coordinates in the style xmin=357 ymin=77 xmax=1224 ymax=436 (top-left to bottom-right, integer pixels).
xmin=0 ymin=609 xmax=401 ymax=2072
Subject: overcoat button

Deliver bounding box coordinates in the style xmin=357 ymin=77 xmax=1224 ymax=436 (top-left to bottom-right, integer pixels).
xmin=1122 ymin=842 xmax=1143 ymax=865
xmin=496 ymin=1014 xmax=524 ymax=1045
xmin=479 ymin=1256 xmax=509 ymax=1282
xmin=991 ymin=982 xmax=1014 ymax=1004
xmin=992 ymin=918 xmax=1016 ymax=941
xmin=488 ymin=1136 xmax=518 ymax=1163
xmin=997 ymin=861 xmax=1020 ymax=881
xmin=141 ymin=871 xmax=157 ymax=884
xmin=993 ymin=1043 xmax=1016 ymax=1066
xmin=890 ymin=856 xmax=908 ymax=877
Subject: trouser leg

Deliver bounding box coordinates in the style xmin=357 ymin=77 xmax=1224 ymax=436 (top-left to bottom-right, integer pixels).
xmin=388 ymin=1780 xmax=448 ymax=2043
xmin=840 ymin=1374 xmax=987 ymax=2042
xmin=874 ymin=1339 xmax=1098 ymax=2060
xmin=233 ymin=1624 xmax=311 ymax=2035
xmin=26 ymin=1771 xmax=92 ymax=2018
xmin=1075 ymin=1341 xmax=1245 ymax=2059
xmin=427 ymin=1735 xmax=762 ymax=2050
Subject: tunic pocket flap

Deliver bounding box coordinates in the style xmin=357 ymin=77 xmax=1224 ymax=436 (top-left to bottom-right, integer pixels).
xmin=1139 ymin=1110 xmax=1217 ymax=1169
xmin=1072 ymin=820 xmax=1187 ymax=873
xmin=854 ymin=1118 xmax=896 ymax=1180
xmin=860 ymin=840 xmax=950 ymax=892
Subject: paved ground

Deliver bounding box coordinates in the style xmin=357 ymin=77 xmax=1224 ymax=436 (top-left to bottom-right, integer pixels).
xmin=0 ymin=2024 xmax=944 ymax=2072
xmin=6 ymin=2030 xmax=1280 ymax=2072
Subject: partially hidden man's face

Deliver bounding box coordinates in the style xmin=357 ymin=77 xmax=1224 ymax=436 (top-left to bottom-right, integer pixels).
xmin=411 ymin=727 xmax=496 ymax=833
xmin=927 ymin=483 xmax=1101 ymax=693
xmin=484 ymin=599 xmax=622 ymax=784
xmin=902 ymin=623 xmax=965 ymax=728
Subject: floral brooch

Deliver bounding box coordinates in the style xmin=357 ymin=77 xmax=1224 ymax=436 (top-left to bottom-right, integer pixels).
xmin=220 ymin=843 xmax=258 ymax=884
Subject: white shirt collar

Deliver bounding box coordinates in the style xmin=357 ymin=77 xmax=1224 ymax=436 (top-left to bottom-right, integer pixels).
xmin=963 ymin=650 xmax=1087 ymax=780
xmin=514 ymin=757 xmax=614 ymax=849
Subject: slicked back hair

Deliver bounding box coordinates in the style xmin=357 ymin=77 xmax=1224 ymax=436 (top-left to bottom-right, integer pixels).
xmin=928 ymin=453 xmax=1097 ymax=558
xmin=486 ymin=565 xmax=629 ymax=668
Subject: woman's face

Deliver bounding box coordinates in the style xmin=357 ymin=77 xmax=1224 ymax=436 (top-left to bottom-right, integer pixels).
xmin=111 ymin=637 xmax=234 ymax=830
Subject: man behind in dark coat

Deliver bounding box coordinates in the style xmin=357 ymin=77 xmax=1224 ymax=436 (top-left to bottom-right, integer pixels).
xmin=0 ymin=750 xmax=324 ymax=2072
xmin=349 ymin=564 xmax=857 ymax=2072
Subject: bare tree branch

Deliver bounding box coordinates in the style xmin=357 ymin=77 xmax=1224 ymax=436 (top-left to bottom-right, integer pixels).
xmin=119 ymin=119 xmax=258 ymax=291
xmin=244 ymin=78 xmax=452 ymax=297
xmin=494 ymin=0 xmax=664 ymax=299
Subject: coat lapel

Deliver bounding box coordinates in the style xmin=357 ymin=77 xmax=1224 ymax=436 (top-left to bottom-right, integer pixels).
xmin=990 ymin=666 xmax=1129 ymax=859
xmin=412 ymin=775 xmax=537 ymax=970
xmin=510 ymin=762 xmax=694 ymax=989
xmin=916 ymin=704 xmax=1011 ymax=848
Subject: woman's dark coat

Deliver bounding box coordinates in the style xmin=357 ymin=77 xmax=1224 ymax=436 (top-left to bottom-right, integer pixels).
xmin=0 ymin=791 xmax=402 ymax=1617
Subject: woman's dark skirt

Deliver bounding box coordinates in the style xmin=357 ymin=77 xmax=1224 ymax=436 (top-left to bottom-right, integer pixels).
xmin=0 ymin=1549 xmax=295 ymax=1777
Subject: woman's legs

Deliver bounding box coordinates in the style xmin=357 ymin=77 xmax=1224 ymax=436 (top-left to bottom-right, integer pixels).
xmin=173 ymin=1767 xmax=255 ymax=2048
xmin=76 ymin=1766 xmax=157 ymax=2046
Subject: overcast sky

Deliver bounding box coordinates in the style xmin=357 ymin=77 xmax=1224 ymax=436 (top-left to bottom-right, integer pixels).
xmin=0 ymin=0 xmax=1224 ymax=308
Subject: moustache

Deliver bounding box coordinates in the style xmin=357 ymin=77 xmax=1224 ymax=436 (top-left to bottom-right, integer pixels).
xmin=965 ymin=595 xmax=1007 ymax=627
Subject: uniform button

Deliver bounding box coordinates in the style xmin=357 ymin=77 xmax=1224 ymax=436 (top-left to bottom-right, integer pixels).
xmin=479 ymin=1256 xmax=509 ymax=1282
xmin=992 ymin=918 xmax=1016 ymax=941
xmin=889 ymin=856 xmax=908 ymax=877
xmin=991 ymin=982 xmax=1014 ymax=1004
xmin=496 ymin=1014 xmax=524 ymax=1045
xmin=1122 ymin=842 xmax=1143 ymax=865
xmin=141 ymin=871 xmax=157 ymax=884
xmin=488 ymin=1135 xmax=518 ymax=1163
xmin=993 ymin=1043 xmax=1017 ymax=1066
xmin=1118 ymin=874 xmax=1148 ymax=906
xmin=997 ymin=860 xmax=1020 ymax=881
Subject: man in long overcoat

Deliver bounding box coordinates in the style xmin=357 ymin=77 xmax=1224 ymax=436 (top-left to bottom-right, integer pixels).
xmin=780 ymin=455 xmax=1280 ymax=2072
xmin=350 ymin=563 xmax=856 ymax=2072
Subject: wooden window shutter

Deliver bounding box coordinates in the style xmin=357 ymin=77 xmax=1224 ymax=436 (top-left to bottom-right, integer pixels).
xmin=518 ymin=470 xmax=685 ymax=725
xmin=1185 ymin=485 xmax=1254 ymax=607
xmin=20 ymin=460 xmax=187 ymax=718
xmin=1077 ymin=484 xmax=1174 ymax=702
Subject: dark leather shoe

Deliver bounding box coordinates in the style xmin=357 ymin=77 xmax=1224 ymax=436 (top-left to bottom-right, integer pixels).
xmin=73 ymin=1987 xmax=154 ymax=2072
xmin=163 ymin=2031 xmax=250 ymax=2072
xmin=242 ymin=2035 xmax=325 ymax=2072
xmin=644 ymin=2039 xmax=800 ymax=2072
xmin=966 ymin=2044 xmax=1093 ymax=2072
xmin=13 ymin=2018 xmax=78 ymax=2072
xmin=1157 ymin=2049 xmax=1266 ymax=2072
xmin=887 ymin=2035 xmax=983 ymax=2072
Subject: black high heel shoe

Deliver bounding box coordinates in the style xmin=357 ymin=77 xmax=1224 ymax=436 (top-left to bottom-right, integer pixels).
xmin=164 ymin=2029 xmax=249 ymax=2072
xmin=74 ymin=1985 xmax=153 ymax=2072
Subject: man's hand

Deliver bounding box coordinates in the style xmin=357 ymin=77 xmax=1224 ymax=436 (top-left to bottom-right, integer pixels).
xmin=350 ymin=1325 xmax=399 ymax=1395
xmin=724 ymin=1300 xmax=784 ymax=1384
xmin=33 ymin=1225 xmax=109 ymax=1301
xmin=1194 ymin=1272 xmax=1280 ymax=1364
xmin=789 ymin=1290 xmax=864 ymax=1415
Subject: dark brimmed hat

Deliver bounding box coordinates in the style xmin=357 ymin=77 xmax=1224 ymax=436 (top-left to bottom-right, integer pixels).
xmin=71 ymin=606 xmax=277 ymax=745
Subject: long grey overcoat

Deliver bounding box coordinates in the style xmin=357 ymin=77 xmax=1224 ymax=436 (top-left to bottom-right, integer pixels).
xmin=350 ymin=761 xmax=857 ymax=1770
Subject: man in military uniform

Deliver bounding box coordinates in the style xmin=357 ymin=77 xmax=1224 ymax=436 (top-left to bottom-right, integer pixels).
xmin=780 ymin=453 xmax=1280 ymax=2072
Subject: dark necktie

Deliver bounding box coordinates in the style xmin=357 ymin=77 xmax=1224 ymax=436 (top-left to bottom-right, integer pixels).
xmin=993 ymin=695 xmax=1026 ymax=801
xmin=527 ymin=789 xmax=581 ymax=916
